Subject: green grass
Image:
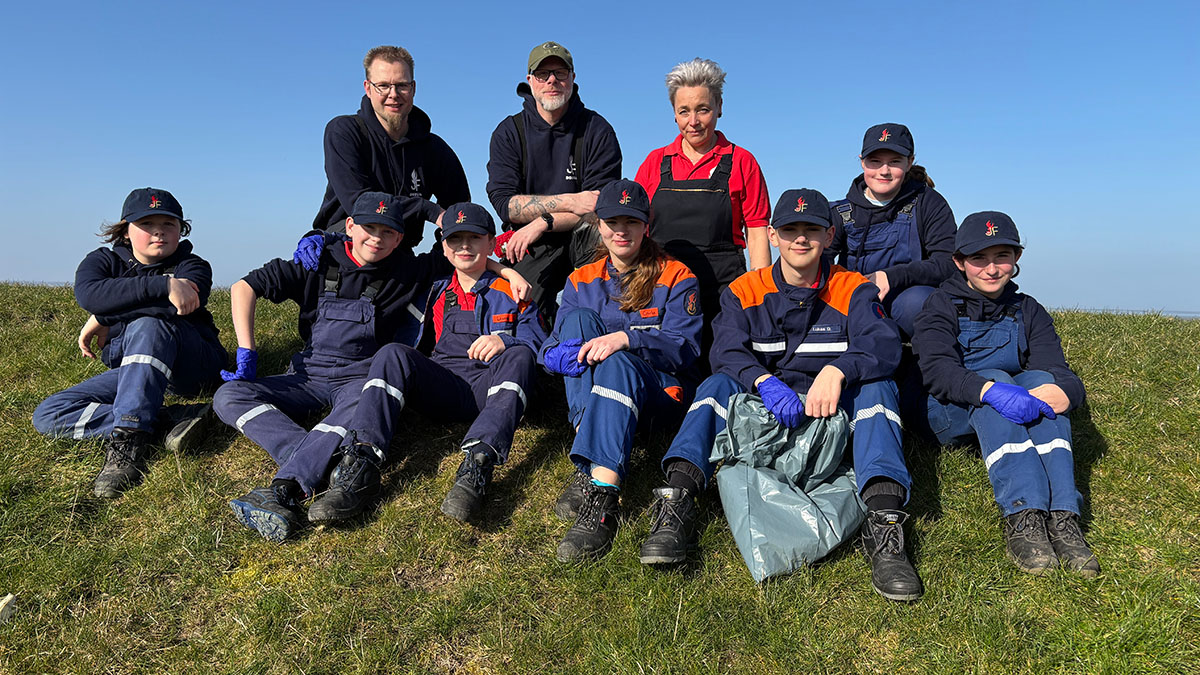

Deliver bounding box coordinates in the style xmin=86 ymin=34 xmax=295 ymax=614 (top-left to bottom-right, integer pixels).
xmin=1 ymin=284 xmax=1198 ymax=674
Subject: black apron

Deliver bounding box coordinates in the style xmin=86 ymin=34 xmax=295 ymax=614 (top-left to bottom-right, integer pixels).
xmin=649 ymin=151 xmax=747 ymax=359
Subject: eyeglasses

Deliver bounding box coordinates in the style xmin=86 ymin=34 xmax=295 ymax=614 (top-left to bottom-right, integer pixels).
xmin=368 ymin=80 xmax=415 ymax=95
xmin=530 ymin=68 xmax=571 ymax=83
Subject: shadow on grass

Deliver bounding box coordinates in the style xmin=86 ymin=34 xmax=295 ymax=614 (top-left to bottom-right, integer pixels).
xmin=1067 ymin=401 xmax=1108 ymax=528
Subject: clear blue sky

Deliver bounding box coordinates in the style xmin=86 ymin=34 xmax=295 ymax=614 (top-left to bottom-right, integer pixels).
xmin=2 ymin=1 xmax=1196 ymax=312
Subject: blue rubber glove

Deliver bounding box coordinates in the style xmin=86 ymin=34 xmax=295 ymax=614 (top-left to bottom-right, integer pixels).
xmin=982 ymin=381 xmax=1056 ymax=424
xmin=220 ymin=348 xmax=258 ymax=382
xmin=293 ymin=232 xmax=339 ymax=271
xmin=757 ymin=376 xmax=803 ymax=428
xmin=543 ymin=339 xmax=587 ymax=377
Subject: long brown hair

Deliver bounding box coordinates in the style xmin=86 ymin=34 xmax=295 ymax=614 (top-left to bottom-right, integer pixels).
xmin=593 ymin=233 xmax=670 ymax=313
xmin=908 ymin=164 xmax=935 ymax=188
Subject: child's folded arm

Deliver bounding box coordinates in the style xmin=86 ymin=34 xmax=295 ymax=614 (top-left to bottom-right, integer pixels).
xmin=74 ymin=249 xmax=171 ymax=316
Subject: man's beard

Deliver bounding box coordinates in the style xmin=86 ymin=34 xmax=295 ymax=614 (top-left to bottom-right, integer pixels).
xmin=534 ymin=93 xmax=567 ymax=113
xmin=378 ymin=111 xmax=407 ymax=134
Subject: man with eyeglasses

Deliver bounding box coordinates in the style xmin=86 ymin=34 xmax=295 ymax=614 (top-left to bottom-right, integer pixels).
xmin=313 ymin=45 xmax=470 ymax=248
xmin=487 ymin=41 xmax=622 ymax=320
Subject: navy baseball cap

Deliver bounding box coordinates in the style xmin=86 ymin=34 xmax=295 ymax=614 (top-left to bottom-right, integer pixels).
xmin=351 ymin=192 xmax=407 ymax=232
xmin=956 ymin=211 xmax=1023 ymax=255
xmin=861 ymin=123 xmax=914 ymax=158
xmin=771 ymin=188 xmax=832 ymax=229
xmin=122 ymin=188 xmax=183 ymax=222
xmin=442 ymin=202 xmax=496 ymax=237
xmin=595 ymin=179 xmax=650 ymax=222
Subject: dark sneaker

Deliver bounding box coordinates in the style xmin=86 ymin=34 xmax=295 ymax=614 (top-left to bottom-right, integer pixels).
xmin=639 ymin=487 xmax=698 ymax=565
xmin=308 ymin=442 xmax=385 ymax=523
xmin=440 ymin=448 xmax=496 ymax=522
xmin=229 ymin=482 xmax=304 ymax=542
xmin=1047 ymin=510 xmax=1101 ymax=578
xmin=1003 ymin=509 xmax=1057 ymax=575
xmin=93 ymin=428 xmax=151 ymax=498
xmin=162 ymin=403 xmax=214 ymax=454
xmin=556 ymin=482 xmax=620 ymax=562
xmin=861 ymin=509 xmax=924 ymax=601
xmin=553 ymin=469 xmax=590 ymax=521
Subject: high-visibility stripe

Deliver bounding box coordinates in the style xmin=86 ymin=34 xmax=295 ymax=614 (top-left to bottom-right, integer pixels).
xmin=406 ymin=303 xmax=424 ymax=321
xmin=312 ymin=423 xmax=347 ymax=438
xmin=487 ymin=381 xmax=528 ymax=407
xmin=363 ymin=378 xmax=405 ymax=405
xmin=751 ymin=341 xmax=785 ymax=352
xmin=984 ymin=437 xmax=1072 ymax=470
xmin=73 ymin=402 xmax=101 ymax=440
xmin=848 ymin=404 xmax=903 ymax=432
xmin=120 ymin=353 xmax=173 ymax=379
xmin=235 ymin=404 xmax=279 ymax=432
xmin=794 ymin=341 xmax=848 ymax=354
xmin=630 ymin=324 xmax=662 ymax=331
xmin=687 ymin=397 xmax=728 ymax=420
xmin=592 ymin=385 xmax=638 ymax=419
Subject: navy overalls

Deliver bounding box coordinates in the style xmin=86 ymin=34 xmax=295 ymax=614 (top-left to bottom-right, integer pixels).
xmin=355 ymin=274 xmax=541 ymax=463
xmin=924 ymin=301 xmax=1081 ymax=515
xmin=214 ymin=266 xmax=416 ymax=496
xmin=650 ymin=152 xmax=746 ymax=358
xmin=832 ymin=196 xmax=934 ymax=338
xmin=33 ymin=261 xmax=226 ymax=439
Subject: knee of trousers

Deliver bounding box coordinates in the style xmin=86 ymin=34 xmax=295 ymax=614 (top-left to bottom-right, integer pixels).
xmin=120 ymin=316 xmax=176 ymax=346
xmin=976 ymin=368 xmax=1016 ymax=385
xmin=1012 ymin=370 xmax=1054 ymax=388
xmin=31 ymin=397 xmax=62 ymax=435
xmin=370 ymin=342 xmax=423 ymax=377
xmin=555 ymin=308 xmax=605 ymax=342
xmin=493 ymin=344 xmax=537 ymax=371
xmin=213 ymin=380 xmax=259 ymax=424
xmin=694 ymin=373 xmax=746 ymax=400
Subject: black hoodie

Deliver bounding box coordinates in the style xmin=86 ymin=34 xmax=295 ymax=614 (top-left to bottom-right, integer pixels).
xmin=829 ymin=176 xmax=957 ymax=291
xmin=485 ymin=83 xmax=621 ymax=227
xmin=74 ymin=239 xmax=221 ymax=348
xmin=313 ymin=96 xmax=471 ymax=246
xmin=912 ymin=274 xmax=1085 ymax=411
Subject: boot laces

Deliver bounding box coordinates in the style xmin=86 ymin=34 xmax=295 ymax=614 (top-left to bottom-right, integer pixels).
xmin=576 ymin=484 xmax=613 ymax=531
xmin=649 ymin=493 xmax=686 ymax=532
xmin=333 ymin=442 xmax=381 ymax=488
xmin=1050 ymin=512 xmax=1087 ymax=545
xmin=454 ymin=454 xmax=488 ymax=492
xmin=105 ymin=434 xmax=141 ymax=467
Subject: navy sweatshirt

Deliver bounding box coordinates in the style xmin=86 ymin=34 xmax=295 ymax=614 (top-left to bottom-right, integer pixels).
xmin=710 ymin=260 xmax=901 ymax=393
xmin=243 ymin=237 xmax=450 ymax=351
xmin=829 ymin=176 xmax=957 ymax=291
xmin=75 ymin=239 xmax=221 ymax=347
xmin=313 ymin=97 xmax=470 ymax=246
xmin=912 ymin=274 xmax=1086 ymax=411
xmin=485 ymin=83 xmax=621 ymax=227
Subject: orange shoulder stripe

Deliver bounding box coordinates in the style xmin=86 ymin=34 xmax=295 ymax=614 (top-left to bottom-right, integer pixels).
xmin=568 ymin=257 xmax=610 ymax=290
xmin=656 ymin=258 xmax=697 ymax=288
xmin=819 ymin=265 xmax=869 ymax=316
xmin=728 ymin=267 xmax=778 ymax=310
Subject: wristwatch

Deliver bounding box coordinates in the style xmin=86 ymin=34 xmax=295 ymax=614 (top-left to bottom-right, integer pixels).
xmin=540 ymin=213 xmax=554 ymax=230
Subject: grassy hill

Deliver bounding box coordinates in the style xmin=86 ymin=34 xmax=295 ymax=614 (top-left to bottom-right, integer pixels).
xmin=1 ymin=283 xmax=1197 ymax=674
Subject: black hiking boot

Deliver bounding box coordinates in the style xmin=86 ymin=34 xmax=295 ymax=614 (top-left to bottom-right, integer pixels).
xmin=440 ymin=445 xmax=496 ymax=523
xmin=861 ymin=509 xmax=924 ymax=601
xmin=1003 ymin=509 xmax=1057 ymax=575
xmin=93 ymin=428 xmax=152 ymax=498
xmin=308 ymin=441 xmax=385 ymax=523
xmin=160 ymin=403 xmax=214 ymax=454
xmin=229 ymin=480 xmax=305 ymax=542
xmin=639 ymin=487 xmax=698 ymax=565
xmin=553 ymin=469 xmax=590 ymax=521
xmin=1047 ymin=510 xmax=1100 ymax=578
xmin=556 ymin=482 xmax=620 ymax=562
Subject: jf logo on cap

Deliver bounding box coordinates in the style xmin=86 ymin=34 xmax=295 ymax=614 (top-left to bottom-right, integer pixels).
xmin=595 ymin=179 xmax=650 ymax=223
xmin=122 ymin=187 xmax=184 ymax=222
xmin=442 ymin=203 xmax=496 ymax=237
xmin=351 ymin=192 xmax=409 ymax=232
xmin=956 ymin=211 xmax=1023 ymax=255
xmin=528 ymin=41 xmax=573 ymax=72
xmin=771 ymin=188 xmax=832 ymax=229
xmin=861 ymin=122 xmax=914 ymax=158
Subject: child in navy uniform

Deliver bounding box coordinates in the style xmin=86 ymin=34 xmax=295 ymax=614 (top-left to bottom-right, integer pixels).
xmin=912 ymin=212 xmax=1098 ymax=577
xmin=828 ymin=123 xmax=957 ymax=339
xmin=349 ymin=203 xmax=545 ymax=523
xmin=215 ymin=193 xmax=527 ymax=541
xmin=658 ymin=189 xmax=923 ymax=600
xmin=33 ymin=188 xmax=227 ymax=498
xmin=539 ymin=179 xmax=703 ymax=562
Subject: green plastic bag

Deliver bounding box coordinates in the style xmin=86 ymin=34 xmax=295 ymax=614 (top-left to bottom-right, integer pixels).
xmin=709 ymin=393 xmax=866 ymax=582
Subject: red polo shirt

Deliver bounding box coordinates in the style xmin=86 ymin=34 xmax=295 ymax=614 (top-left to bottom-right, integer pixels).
xmin=634 ymin=131 xmax=770 ymax=248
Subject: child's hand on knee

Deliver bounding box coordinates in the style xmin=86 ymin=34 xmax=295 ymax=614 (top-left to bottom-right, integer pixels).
xmin=168 ymin=278 xmax=201 ymax=316
xmin=468 ymin=335 xmax=506 ymax=363
xmin=805 ymin=365 xmax=845 ymax=418
xmin=77 ymin=315 xmax=108 ymax=359
xmin=1028 ymin=383 xmax=1070 ymax=415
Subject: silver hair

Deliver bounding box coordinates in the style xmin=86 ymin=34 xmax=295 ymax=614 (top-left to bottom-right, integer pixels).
xmin=665 ymin=58 xmax=726 ymax=107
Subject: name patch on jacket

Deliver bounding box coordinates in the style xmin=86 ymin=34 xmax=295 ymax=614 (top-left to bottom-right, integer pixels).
xmin=639 ymin=308 xmax=660 ymax=318
xmin=492 ymin=313 xmax=515 ymax=323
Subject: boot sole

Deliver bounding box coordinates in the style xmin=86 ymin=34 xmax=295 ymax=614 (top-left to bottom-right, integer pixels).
xmin=556 ymin=543 xmax=612 ymax=563
xmin=1007 ymin=551 xmax=1057 ymax=576
xmin=639 ymin=552 xmax=687 ymax=565
xmin=229 ymin=499 xmax=294 ymax=543
xmin=870 ymin=584 xmax=923 ymax=602
xmin=164 ymin=403 xmax=214 ymax=454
